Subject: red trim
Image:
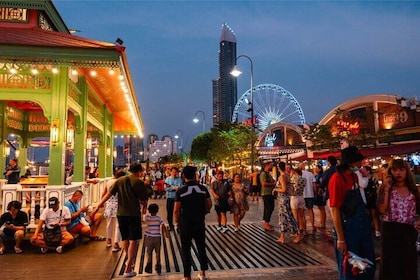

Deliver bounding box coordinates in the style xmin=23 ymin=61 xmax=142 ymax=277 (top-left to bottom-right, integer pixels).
xmin=295 ymin=142 xmax=420 ymax=161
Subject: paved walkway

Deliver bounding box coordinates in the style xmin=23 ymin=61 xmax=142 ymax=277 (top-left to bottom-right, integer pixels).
xmin=5 ymin=194 xmax=418 ymax=279
xmin=112 ymin=196 xmax=342 ymax=279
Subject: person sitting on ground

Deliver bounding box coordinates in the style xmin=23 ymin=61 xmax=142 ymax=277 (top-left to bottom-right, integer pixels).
xmin=31 ymin=197 xmax=74 ymax=254
xmin=144 ymin=203 xmax=169 ymax=275
xmin=64 ymin=190 xmax=105 ymax=241
xmin=0 ymin=200 xmax=28 ymax=254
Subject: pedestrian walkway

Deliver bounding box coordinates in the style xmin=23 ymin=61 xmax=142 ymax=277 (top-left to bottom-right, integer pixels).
xmin=110 ymin=197 xmax=340 ymax=279
xmin=112 ymin=223 xmax=336 ymax=278
xmin=3 ymin=196 xmax=417 ymax=279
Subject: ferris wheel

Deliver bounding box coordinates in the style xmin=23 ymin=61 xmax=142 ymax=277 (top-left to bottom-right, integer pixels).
xmin=232 ymin=83 xmax=306 ymax=132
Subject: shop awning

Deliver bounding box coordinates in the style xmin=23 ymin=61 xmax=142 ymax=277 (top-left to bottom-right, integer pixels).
xmin=293 ymin=142 xmax=420 ymax=161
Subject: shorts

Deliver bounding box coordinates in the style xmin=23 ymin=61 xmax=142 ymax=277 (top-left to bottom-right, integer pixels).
xmin=250 ymin=185 xmax=261 ymax=194
xmin=215 ymin=199 xmax=230 ymax=214
xmin=0 ymin=232 xmax=16 ymax=242
xmin=145 ymin=235 xmax=161 ymax=255
xmin=68 ymin=223 xmax=85 ymax=234
xmin=117 ymin=216 xmax=142 ymax=241
xmin=290 ymin=196 xmax=305 ymax=210
xmin=304 ymin=198 xmax=314 ymax=209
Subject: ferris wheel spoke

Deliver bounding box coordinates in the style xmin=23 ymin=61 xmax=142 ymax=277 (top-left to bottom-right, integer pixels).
xmin=233 ymin=83 xmax=305 ymax=131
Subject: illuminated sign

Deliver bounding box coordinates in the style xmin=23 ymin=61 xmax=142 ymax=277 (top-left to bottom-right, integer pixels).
xmin=336 ymin=120 xmax=360 ymax=134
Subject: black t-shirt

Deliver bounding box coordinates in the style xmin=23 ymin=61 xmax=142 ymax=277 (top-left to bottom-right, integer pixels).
xmin=175 ymin=181 xmax=210 ymax=224
xmin=0 ymin=211 xmax=28 ymax=236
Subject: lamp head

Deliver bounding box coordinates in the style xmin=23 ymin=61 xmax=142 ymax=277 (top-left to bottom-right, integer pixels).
xmin=230 ymin=65 xmax=242 ymax=77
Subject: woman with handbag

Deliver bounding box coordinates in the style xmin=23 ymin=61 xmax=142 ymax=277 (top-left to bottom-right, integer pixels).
xmin=272 ymin=162 xmax=301 ymax=244
xmin=377 ymin=159 xmax=420 ymax=280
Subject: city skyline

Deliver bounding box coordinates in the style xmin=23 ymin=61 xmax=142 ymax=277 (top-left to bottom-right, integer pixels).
xmin=54 ymin=1 xmax=420 ymax=151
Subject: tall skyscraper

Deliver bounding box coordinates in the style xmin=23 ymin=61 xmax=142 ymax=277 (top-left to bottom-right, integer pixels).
xmin=213 ymin=23 xmax=237 ymax=125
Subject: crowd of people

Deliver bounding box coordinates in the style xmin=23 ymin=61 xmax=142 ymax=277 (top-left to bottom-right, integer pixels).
xmin=1 ymin=153 xmax=419 ymax=280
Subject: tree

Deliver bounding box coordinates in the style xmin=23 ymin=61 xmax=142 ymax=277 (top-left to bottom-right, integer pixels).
xmin=190 ymin=123 xmax=256 ymax=168
xmin=190 ymin=132 xmax=213 ymax=163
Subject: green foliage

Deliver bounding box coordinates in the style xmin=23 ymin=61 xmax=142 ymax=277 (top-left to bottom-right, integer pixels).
xmin=190 ymin=132 xmax=213 ymax=163
xmin=302 ymin=122 xmax=339 ymax=151
xmin=191 ymin=123 xmax=257 ymax=167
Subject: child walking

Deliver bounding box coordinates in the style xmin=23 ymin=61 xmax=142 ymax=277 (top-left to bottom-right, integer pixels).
xmin=144 ymin=203 xmax=169 ymax=275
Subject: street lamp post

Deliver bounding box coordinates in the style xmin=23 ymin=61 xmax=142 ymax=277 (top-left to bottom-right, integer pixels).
xmin=231 ymin=55 xmax=254 ymax=172
xmin=193 ymin=110 xmax=206 ymax=132
xmin=174 ymin=130 xmax=184 ymax=152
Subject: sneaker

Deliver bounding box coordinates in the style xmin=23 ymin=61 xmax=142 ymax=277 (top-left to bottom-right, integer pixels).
xmin=56 ymin=246 xmax=63 ymax=254
xmin=40 ymin=247 xmax=48 ymax=254
xmin=221 ymin=226 xmax=229 ymax=234
xmin=216 ymin=225 xmax=222 ymax=231
xmin=375 ymin=231 xmax=381 ymax=238
xmin=198 ymin=273 xmax=208 ymax=280
xmin=123 ymin=271 xmax=137 ymax=278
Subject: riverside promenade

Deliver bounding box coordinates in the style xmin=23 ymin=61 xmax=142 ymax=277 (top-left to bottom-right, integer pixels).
xmin=1 ymin=194 xmax=399 ymax=280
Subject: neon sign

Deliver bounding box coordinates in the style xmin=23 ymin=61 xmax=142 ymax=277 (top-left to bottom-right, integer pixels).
xmin=336 ymin=120 xmax=360 ymax=134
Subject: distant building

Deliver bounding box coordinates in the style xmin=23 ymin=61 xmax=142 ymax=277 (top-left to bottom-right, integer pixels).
xmin=114 ymin=136 xmax=144 ymax=167
xmin=146 ymin=135 xmax=176 ymax=162
xmin=213 ymin=23 xmax=237 ymax=125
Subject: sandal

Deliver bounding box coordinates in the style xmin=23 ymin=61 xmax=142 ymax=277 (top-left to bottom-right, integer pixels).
xmin=14 ymin=246 xmax=22 ymax=254
xmin=0 ymin=247 xmax=4 ymax=255
xmin=90 ymin=235 xmax=106 ymax=241
xmin=112 ymin=247 xmax=121 ymax=252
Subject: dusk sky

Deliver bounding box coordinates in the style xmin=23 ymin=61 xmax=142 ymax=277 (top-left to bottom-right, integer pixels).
xmin=54 ymin=1 xmax=420 ymax=151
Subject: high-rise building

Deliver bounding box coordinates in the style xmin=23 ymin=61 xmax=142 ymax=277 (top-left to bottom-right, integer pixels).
xmin=213 ymin=23 xmax=237 ymax=125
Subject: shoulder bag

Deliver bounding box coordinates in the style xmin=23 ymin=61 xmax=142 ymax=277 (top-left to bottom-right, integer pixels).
xmin=44 ymin=210 xmax=62 ymax=247
xmin=340 ymin=173 xmax=364 ymax=217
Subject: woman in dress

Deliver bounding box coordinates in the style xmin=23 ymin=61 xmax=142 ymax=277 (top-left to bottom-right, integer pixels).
xmin=377 ymin=159 xmax=420 ymax=280
xmin=272 ymin=162 xmax=302 ymax=244
xmin=101 ymin=169 xmax=126 ymax=251
xmin=230 ymin=173 xmax=249 ymax=232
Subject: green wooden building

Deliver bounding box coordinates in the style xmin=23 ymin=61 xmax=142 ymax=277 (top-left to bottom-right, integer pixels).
xmin=0 ymin=0 xmax=144 ymax=184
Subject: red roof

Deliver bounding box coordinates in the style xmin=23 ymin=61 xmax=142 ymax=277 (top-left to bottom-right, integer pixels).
xmin=0 ymin=27 xmax=123 ymax=50
xmin=295 ymin=142 xmax=420 ymax=161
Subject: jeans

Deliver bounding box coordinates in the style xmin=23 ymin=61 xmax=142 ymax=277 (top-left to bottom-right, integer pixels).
xmin=333 ymin=204 xmax=375 ymax=280
xmin=179 ymin=221 xmax=208 ymax=277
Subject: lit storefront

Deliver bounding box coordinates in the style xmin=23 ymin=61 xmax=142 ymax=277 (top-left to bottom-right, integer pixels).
xmin=256 ymin=94 xmax=420 ymax=180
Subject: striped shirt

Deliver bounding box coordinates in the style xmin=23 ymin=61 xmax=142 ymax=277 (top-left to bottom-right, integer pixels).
xmin=145 ymin=215 xmax=164 ymax=237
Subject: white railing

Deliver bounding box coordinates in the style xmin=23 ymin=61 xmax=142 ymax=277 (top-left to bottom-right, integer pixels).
xmin=1 ymin=178 xmax=111 ymax=230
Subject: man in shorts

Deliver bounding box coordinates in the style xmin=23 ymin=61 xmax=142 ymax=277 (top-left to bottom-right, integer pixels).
xmin=65 ymin=190 xmax=104 ymax=240
xmin=209 ymin=170 xmax=231 ymax=233
xmin=93 ymin=163 xmax=148 ymax=278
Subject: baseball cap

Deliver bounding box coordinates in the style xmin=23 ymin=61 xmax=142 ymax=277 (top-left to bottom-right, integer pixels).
xmin=48 ymin=197 xmax=59 ymax=208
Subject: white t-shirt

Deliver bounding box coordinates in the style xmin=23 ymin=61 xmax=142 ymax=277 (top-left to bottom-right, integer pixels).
xmin=302 ymin=170 xmax=315 ymax=198
xmin=40 ymin=206 xmax=71 ymax=231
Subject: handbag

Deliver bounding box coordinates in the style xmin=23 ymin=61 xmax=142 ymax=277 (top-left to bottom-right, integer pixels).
xmin=44 ymin=210 xmax=62 ymax=247
xmin=228 ymin=197 xmax=234 ymax=206
xmin=340 ymin=174 xmax=363 ymax=217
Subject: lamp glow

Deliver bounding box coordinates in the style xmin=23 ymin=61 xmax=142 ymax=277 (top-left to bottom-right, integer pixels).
xmin=50 ymin=119 xmax=60 ymax=146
